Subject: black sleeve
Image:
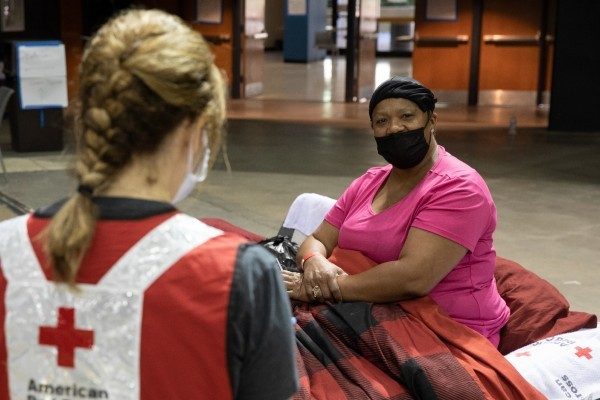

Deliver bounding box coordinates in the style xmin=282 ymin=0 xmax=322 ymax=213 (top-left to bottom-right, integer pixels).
xmin=227 ymin=244 xmax=299 ymax=400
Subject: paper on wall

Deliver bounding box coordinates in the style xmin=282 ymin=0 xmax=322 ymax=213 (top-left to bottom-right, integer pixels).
xmin=20 ymin=76 xmax=68 ymax=109
xmin=18 ymin=44 xmax=67 ymax=79
xmin=288 ymin=0 xmax=306 ymax=15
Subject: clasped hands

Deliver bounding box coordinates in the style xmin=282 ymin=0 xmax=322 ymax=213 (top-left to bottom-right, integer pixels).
xmin=282 ymin=254 xmax=347 ymax=303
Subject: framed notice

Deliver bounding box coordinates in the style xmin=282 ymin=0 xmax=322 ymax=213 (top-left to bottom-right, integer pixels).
xmin=196 ymin=0 xmax=223 ymax=24
xmin=1 ymin=0 xmax=25 ymax=32
xmin=425 ymin=0 xmax=457 ymax=21
xmin=361 ymin=0 xmax=381 ymax=19
xmin=288 ymin=0 xmax=307 ymax=16
xmin=16 ymin=41 xmax=68 ymax=109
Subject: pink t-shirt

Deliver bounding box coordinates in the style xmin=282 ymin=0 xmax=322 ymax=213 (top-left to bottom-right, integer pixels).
xmin=325 ymin=146 xmax=510 ymax=346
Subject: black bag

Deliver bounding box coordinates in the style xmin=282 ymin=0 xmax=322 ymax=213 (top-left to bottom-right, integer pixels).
xmin=259 ymin=235 xmax=301 ymax=273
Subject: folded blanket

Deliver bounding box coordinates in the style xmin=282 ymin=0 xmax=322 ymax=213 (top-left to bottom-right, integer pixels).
xmin=291 ymin=248 xmax=546 ymax=400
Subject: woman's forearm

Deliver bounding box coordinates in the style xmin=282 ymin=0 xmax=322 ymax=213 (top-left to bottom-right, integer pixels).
xmin=297 ymin=235 xmax=329 ymax=268
xmin=334 ymin=229 xmax=466 ymax=303
xmin=297 ymin=221 xmax=340 ymax=267
xmin=336 ymin=259 xmax=429 ymax=303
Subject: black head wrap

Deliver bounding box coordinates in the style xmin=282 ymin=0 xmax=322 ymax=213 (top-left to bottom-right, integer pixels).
xmin=369 ymin=77 xmax=437 ymax=120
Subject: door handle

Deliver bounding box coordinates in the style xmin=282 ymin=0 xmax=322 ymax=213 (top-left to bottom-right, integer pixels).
xmin=395 ymin=35 xmax=414 ymax=42
xmin=203 ymin=34 xmax=232 ymax=45
xmin=483 ymin=34 xmax=540 ymax=45
xmin=360 ymin=33 xmax=378 ymax=40
xmin=414 ymin=34 xmax=469 ymax=45
xmin=249 ymin=32 xmax=269 ymax=40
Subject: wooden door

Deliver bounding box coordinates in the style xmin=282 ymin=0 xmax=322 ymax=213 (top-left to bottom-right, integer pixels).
xmin=185 ymin=0 xmax=235 ymax=93
xmin=478 ymin=0 xmax=546 ymax=105
xmin=412 ymin=0 xmax=474 ymax=103
xmin=242 ymin=0 xmax=266 ymax=97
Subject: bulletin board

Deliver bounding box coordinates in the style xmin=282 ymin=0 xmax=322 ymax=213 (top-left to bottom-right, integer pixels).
xmin=425 ymin=0 xmax=457 ymax=21
xmin=15 ymin=41 xmax=68 ymax=109
xmin=196 ymin=0 xmax=223 ymax=24
xmin=288 ymin=0 xmax=307 ymax=16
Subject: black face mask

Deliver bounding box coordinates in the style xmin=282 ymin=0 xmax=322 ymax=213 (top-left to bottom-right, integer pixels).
xmin=375 ymin=126 xmax=430 ymax=169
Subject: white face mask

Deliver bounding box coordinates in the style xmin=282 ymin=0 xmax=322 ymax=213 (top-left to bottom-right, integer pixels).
xmin=172 ymin=131 xmax=211 ymax=204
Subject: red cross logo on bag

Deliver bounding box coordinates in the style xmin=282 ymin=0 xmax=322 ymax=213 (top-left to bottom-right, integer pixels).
xmin=38 ymin=307 xmax=94 ymax=368
xmin=575 ymin=346 xmax=593 ymax=360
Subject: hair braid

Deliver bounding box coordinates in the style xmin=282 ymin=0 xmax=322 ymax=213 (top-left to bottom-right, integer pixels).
xmin=44 ymin=9 xmax=226 ymax=285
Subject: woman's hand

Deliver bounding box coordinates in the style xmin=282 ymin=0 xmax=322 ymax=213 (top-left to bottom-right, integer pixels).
xmin=302 ymin=255 xmax=346 ymax=302
xmin=282 ymin=270 xmax=311 ymax=302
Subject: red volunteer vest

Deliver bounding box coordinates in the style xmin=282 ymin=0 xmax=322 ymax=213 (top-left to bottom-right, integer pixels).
xmin=0 ymin=212 xmax=246 ymax=400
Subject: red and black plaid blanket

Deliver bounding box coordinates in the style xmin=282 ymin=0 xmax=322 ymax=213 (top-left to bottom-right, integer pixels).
xmin=210 ymin=221 xmax=595 ymax=399
xmin=289 ymin=250 xmax=547 ymax=400
xmin=291 ymin=297 xmax=546 ymax=400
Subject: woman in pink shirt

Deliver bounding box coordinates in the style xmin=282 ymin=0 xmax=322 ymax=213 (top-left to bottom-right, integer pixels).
xmin=284 ymin=77 xmax=510 ymax=346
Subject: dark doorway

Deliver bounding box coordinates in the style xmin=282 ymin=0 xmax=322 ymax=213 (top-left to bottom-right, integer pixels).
xmin=82 ymin=0 xmax=133 ymax=38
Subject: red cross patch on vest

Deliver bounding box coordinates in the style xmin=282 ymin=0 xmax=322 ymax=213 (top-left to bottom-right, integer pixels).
xmin=39 ymin=307 xmax=94 ymax=368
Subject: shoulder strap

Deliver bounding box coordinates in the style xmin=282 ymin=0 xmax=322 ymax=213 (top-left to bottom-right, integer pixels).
xmin=98 ymin=213 xmax=223 ymax=291
xmin=0 ymin=215 xmax=46 ymax=282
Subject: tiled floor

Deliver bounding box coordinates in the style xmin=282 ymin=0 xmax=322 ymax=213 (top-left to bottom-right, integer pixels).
xmin=257 ymin=52 xmax=412 ymax=103
xmin=231 ymin=52 xmax=549 ymax=129
xmin=0 ymin=117 xmax=598 ymax=318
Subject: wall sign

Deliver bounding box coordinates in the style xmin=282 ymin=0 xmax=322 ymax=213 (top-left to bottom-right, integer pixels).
xmin=1 ymin=0 xmax=25 ymax=32
xmin=288 ymin=0 xmax=307 ymax=16
xmin=16 ymin=41 xmax=68 ymax=109
xmin=425 ymin=0 xmax=457 ymax=21
xmin=196 ymin=0 xmax=223 ymax=24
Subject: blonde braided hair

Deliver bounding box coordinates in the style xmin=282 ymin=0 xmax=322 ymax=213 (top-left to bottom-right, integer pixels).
xmin=45 ymin=9 xmax=225 ymax=284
